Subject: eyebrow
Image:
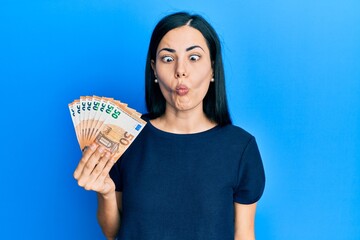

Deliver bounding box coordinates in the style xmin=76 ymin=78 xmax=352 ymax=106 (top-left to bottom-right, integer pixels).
xmin=157 ymin=45 xmax=205 ymax=55
xmin=186 ymin=45 xmax=204 ymax=52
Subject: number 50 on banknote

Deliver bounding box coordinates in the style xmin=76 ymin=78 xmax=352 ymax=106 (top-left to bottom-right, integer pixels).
xmin=68 ymin=96 xmax=146 ymax=161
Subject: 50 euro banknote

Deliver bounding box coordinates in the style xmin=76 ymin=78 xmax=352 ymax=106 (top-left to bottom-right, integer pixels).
xmin=68 ymin=96 xmax=146 ymax=161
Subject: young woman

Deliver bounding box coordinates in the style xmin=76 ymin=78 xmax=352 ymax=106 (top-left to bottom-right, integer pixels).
xmin=74 ymin=12 xmax=265 ymax=240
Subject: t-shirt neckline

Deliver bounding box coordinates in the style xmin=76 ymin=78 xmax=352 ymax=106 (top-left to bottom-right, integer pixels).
xmin=146 ymin=119 xmax=222 ymax=138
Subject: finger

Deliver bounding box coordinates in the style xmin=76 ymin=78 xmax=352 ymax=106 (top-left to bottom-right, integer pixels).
xmin=94 ymin=176 xmax=115 ymax=195
xmin=77 ymin=145 xmax=106 ymax=186
xmin=83 ymin=151 xmax=111 ymax=190
xmin=91 ymin=155 xmax=117 ymax=193
xmin=73 ymin=143 xmax=98 ymax=179
xmin=95 ymin=154 xmax=116 ymax=187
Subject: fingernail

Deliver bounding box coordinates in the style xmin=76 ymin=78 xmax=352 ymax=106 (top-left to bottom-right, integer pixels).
xmin=105 ymin=152 xmax=110 ymax=158
xmin=98 ymin=146 xmax=105 ymax=153
xmin=89 ymin=143 xmax=97 ymax=150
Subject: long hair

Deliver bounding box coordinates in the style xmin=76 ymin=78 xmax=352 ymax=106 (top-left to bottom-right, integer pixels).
xmin=145 ymin=12 xmax=232 ymax=126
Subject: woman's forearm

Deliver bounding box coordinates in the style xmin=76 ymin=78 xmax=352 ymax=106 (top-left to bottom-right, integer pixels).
xmin=97 ymin=192 xmax=120 ymax=239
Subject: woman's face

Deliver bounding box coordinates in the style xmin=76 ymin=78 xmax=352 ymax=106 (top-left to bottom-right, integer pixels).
xmin=151 ymin=25 xmax=213 ymax=113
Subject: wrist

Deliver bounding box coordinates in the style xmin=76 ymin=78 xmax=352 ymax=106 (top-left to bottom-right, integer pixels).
xmin=98 ymin=190 xmax=116 ymax=200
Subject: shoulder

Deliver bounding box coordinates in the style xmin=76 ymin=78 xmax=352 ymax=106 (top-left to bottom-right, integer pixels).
xmin=219 ymin=124 xmax=254 ymax=142
xmin=141 ymin=113 xmax=154 ymax=122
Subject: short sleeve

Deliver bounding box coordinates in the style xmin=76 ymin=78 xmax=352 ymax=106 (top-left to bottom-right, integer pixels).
xmin=233 ymin=137 xmax=265 ymax=204
xmin=109 ymin=159 xmax=123 ymax=192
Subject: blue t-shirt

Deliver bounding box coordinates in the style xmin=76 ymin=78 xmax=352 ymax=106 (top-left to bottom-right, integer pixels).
xmin=110 ymin=119 xmax=265 ymax=240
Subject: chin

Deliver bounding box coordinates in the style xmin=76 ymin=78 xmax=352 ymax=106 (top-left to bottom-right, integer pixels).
xmin=175 ymin=105 xmax=190 ymax=111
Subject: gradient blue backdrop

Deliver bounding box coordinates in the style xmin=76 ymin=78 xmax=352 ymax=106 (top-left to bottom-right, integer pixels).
xmin=1 ymin=0 xmax=359 ymax=239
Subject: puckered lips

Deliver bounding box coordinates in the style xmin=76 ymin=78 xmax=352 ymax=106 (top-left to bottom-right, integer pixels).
xmin=175 ymin=84 xmax=189 ymax=96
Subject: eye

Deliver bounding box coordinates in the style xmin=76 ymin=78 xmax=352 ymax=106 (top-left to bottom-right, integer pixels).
xmin=189 ymin=54 xmax=200 ymax=61
xmin=161 ymin=56 xmax=174 ymax=63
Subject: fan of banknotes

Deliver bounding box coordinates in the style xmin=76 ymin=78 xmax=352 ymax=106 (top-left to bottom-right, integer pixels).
xmin=68 ymin=96 xmax=147 ymax=161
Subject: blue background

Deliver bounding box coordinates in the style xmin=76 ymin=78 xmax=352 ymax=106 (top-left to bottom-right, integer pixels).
xmin=0 ymin=0 xmax=359 ymax=239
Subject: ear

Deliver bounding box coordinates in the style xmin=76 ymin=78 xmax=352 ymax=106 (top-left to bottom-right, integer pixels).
xmin=151 ymin=60 xmax=157 ymax=77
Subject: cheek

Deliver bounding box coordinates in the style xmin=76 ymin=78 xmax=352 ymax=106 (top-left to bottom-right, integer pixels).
xmin=194 ymin=59 xmax=212 ymax=77
xmin=198 ymin=81 xmax=212 ymax=96
xmin=156 ymin=65 xmax=174 ymax=86
xmin=192 ymin=68 xmax=213 ymax=89
xmin=157 ymin=74 xmax=173 ymax=92
xmin=157 ymin=79 xmax=174 ymax=100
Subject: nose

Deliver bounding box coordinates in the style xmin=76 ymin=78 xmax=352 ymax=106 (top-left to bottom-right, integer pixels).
xmin=175 ymin=60 xmax=187 ymax=78
xmin=176 ymin=72 xmax=186 ymax=78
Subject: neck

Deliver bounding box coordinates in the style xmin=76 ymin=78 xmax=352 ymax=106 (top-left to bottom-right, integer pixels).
xmin=151 ymin=109 xmax=216 ymax=134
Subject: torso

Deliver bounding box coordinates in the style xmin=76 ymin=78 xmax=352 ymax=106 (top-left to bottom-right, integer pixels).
xmin=111 ymin=119 xmax=257 ymax=240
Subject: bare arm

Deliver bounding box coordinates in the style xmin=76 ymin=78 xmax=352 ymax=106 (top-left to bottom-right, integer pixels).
xmin=234 ymin=202 xmax=257 ymax=240
xmin=97 ymin=191 xmax=122 ymax=240
xmin=74 ymin=143 xmax=121 ymax=239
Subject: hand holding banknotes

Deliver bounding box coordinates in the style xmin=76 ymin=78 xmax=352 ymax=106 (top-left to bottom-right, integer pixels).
xmin=73 ymin=142 xmax=115 ymax=196
xmin=69 ymin=95 xmax=146 ymax=195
